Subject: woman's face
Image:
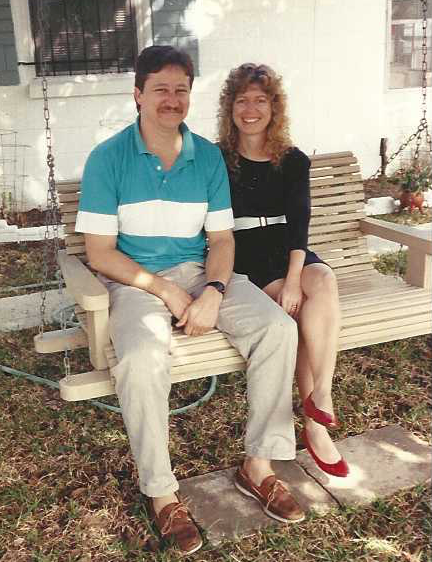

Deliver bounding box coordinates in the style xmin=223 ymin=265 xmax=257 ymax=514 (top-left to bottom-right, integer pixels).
xmin=232 ymin=83 xmax=272 ymax=138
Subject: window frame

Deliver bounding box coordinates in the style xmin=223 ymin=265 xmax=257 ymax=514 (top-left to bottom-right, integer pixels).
xmin=10 ymin=0 xmax=151 ymax=98
xmin=386 ymin=0 xmax=432 ymax=91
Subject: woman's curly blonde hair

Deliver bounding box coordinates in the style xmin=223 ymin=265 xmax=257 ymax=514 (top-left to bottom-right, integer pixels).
xmin=217 ymin=63 xmax=293 ymax=172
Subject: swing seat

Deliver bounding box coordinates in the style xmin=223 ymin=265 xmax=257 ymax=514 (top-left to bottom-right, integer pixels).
xmin=34 ymin=151 xmax=432 ymax=401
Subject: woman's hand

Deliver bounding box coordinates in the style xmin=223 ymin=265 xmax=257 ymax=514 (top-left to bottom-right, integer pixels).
xmin=276 ymin=278 xmax=303 ymax=319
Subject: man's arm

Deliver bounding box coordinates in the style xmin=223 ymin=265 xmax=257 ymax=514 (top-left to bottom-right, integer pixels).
xmin=85 ymin=233 xmax=192 ymax=319
xmin=205 ymin=228 xmax=235 ymax=286
xmin=176 ymin=229 xmax=234 ymax=336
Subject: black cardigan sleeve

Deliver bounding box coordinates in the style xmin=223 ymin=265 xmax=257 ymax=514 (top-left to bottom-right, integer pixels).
xmin=283 ymin=149 xmax=311 ymax=252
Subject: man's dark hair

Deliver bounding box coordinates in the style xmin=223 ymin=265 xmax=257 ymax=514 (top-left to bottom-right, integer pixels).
xmin=134 ymin=45 xmax=194 ymax=112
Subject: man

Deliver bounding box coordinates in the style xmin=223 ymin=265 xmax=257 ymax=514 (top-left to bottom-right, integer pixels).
xmin=75 ymin=46 xmax=303 ymax=556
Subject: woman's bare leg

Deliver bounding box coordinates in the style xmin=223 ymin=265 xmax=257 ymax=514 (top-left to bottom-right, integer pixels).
xmin=296 ymin=263 xmax=340 ymax=414
xmin=264 ymin=263 xmax=342 ymax=463
xmin=295 ymin=333 xmax=341 ymax=463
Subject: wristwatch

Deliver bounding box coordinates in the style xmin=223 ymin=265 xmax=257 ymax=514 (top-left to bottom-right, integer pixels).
xmin=205 ymin=281 xmax=226 ymax=295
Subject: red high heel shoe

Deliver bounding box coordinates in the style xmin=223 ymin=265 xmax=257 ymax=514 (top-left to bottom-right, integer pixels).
xmin=304 ymin=393 xmax=340 ymax=429
xmin=301 ymin=429 xmax=349 ymax=478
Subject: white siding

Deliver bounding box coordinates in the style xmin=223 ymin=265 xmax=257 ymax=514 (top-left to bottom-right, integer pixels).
xmin=0 ymin=0 xmax=429 ymax=209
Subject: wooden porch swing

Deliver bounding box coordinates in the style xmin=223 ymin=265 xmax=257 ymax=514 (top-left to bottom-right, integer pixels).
xmin=33 ymin=2 xmax=432 ymax=403
xmin=34 ymin=152 xmax=432 ymax=401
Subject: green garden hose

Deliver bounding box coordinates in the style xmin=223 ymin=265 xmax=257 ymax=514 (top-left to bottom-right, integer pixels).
xmin=1 ymin=364 xmax=217 ymax=415
xmin=2 ymin=289 xmax=218 ymax=414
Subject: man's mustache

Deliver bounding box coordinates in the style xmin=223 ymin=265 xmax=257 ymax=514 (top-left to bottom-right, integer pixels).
xmin=159 ymin=105 xmax=183 ymax=113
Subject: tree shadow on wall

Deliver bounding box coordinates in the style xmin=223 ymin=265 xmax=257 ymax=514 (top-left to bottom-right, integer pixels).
xmin=151 ymin=0 xmax=199 ymax=73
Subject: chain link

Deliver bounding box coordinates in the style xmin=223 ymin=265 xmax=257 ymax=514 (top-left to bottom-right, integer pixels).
xmin=369 ymin=0 xmax=431 ymax=180
xmin=37 ymin=0 xmax=70 ymax=378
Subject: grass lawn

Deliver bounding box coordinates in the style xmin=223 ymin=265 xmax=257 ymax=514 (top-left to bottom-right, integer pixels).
xmin=0 ymin=245 xmax=431 ymax=561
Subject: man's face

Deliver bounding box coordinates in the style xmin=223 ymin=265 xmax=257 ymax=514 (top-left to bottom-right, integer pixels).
xmin=134 ymin=65 xmax=191 ymax=132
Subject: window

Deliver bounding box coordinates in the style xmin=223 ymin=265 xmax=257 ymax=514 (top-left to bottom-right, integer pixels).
xmin=29 ymin=0 xmax=138 ymax=76
xmin=389 ymin=0 xmax=432 ymax=88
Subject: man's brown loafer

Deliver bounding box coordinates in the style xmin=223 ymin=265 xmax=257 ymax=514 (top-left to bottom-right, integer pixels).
xmin=234 ymin=467 xmax=305 ymax=523
xmin=151 ymin=500 xmax=203 ymax=556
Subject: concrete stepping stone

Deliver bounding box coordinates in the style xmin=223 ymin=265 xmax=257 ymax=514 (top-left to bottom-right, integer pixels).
xmin=179 ymin=462 xmax=337 ymax=545
xmin=179 ymin=425 xmax=430 ymax=545
xmin=296 ymin=425 xmax=431 ymax=506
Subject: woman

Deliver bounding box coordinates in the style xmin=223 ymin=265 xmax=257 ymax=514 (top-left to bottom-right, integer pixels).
xmin=218 ymin=63 xmax=349 ymax=477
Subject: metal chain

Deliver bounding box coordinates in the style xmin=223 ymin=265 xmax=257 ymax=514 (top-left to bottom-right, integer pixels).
xmin=369 ymin=0 xmax=431 ymax=179
xmin=395 ymin=243 xmax=405 ymax=279
xmin=37 ymin=0 xmax=70 ymax=377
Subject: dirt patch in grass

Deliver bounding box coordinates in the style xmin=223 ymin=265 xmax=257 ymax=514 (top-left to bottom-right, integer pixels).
xmin=0 ymin=240 xmax=63 ymax=295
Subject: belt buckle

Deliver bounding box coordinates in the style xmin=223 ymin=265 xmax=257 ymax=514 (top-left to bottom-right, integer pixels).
xmin=259 ymin=216 xmax=268 ymax=227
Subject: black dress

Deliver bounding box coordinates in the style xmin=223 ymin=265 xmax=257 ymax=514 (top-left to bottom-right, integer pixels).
xmin=226 ymin=148 xmax=325 ymax=289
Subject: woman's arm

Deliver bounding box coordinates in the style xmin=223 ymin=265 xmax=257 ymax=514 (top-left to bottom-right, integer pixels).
xmin=276 ymin=150 xmax=311 ymax=317
xmin=276 ymin=249 xmax=306 ymax=318
xmin=284 ymin=150 xmax=311 ymax=253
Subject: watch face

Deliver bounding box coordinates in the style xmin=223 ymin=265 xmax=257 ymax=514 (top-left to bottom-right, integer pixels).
xmin=207 ymin=281 xmax=225 ymax=294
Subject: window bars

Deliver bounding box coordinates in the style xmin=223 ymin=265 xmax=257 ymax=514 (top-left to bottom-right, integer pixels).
xmin=29 ymin=0 xmax=137 ymax=76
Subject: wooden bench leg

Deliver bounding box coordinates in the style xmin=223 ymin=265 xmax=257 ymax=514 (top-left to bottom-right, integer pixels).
xmin=87 ymin=309 xmax=110 ymax=370
xmin=406 ymin=250 xmax=431 ymax=289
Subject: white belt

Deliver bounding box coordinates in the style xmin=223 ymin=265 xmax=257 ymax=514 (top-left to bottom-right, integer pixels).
xmin=233 ymin=215 xmax=287 ymax=231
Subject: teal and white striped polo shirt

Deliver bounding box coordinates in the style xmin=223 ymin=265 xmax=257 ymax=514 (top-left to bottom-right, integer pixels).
xmin=75 ymin=119 xmax=234 ymax=273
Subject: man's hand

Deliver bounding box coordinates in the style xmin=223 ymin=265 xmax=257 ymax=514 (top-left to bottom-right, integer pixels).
xmin=176 ymin=287 xmax=222 ymax=336
xmin=158 ymin=279 xmax=194 ymax=320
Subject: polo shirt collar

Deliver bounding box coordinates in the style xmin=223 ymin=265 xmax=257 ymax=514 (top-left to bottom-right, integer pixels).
xmin=133 ymin=118 xmax=150 ymax=154
xmin=133 ymin=118 xmax=195 ymax=161
xmin=179 ymin=122 xmax=195 ymax=162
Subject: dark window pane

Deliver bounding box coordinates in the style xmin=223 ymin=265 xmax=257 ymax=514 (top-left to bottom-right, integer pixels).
xmin=29 ymin=0 xmax=137 ymax=76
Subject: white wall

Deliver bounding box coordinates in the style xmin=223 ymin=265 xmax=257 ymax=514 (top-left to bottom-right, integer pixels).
xmin=0 ymin=0 xmax=429 ymax=209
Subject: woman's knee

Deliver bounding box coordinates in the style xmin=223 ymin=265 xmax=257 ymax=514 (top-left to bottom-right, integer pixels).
xmin=303 ymin=266 xmax=338 ymax=298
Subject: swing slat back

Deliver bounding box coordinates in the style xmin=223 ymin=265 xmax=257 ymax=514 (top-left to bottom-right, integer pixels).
xmin=58 ymin=152 xmax=372 ymax=277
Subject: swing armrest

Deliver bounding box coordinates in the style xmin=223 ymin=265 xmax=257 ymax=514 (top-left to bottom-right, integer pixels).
xmin=58 ymin=250 xmax=109 ymax=311
xmin=359 ymin=218 xmax=432 ymax=288
xmin=359 ymin=217 xmax=432 ymax=252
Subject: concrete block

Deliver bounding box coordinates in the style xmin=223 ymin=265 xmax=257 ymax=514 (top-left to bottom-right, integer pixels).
xmin=0 ymin=232 xmax=20 ymax=242
xmin=424 ymin=189 xmax=432 ymax=207
xmin=364 ymin=196 xmax=397 ymax=216
xmin=0 ymin=225 xmax=65 ymax=242
xmin=179 ymin=462 xmax=337 ymax=545
xmin=0 ymin=289 xmax=75 ymax=331
xmin=0 ymin=219 xmax=13 ymax=229
xmin=296 ymin=425 xmax=431 ymax=506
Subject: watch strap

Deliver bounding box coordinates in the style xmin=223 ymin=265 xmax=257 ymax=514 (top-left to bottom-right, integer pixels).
xmin=205 ymin=281 xmax=226 ymax=295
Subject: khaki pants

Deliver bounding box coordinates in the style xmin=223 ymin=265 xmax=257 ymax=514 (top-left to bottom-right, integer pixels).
xmin=100 ymin=262 xmax=298 ymax=498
